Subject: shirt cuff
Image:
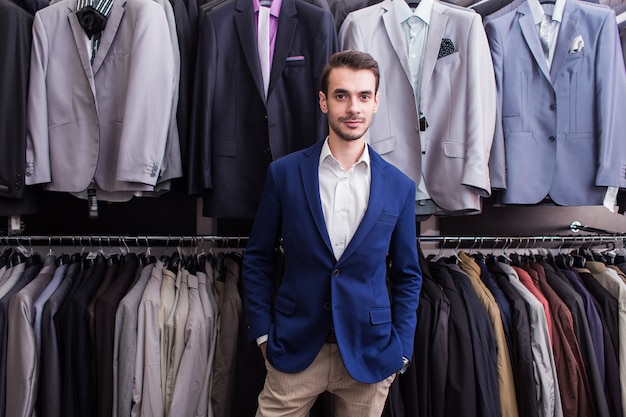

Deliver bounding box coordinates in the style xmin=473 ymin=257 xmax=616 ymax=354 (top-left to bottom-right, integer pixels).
xmin=257 ymin=334 xmax=268 ymax=345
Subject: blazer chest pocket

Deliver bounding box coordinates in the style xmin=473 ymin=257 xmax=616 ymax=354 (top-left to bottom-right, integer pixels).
xmin=285 ymin=56 xmax=307 ymax=67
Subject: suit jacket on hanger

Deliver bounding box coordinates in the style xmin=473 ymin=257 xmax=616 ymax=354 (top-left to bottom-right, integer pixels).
xmin=188 ymin=0 xmax=338 ymax=218
xmin=26 ymin=0 xmax=177 ymax=201
xmin=339 ymin=0 xmax=497 ymax=215
xmin=485 ymin=0 xmax=626 ymax=205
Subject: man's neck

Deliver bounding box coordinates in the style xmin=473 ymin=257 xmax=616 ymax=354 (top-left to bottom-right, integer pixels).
xmin=327 ymin=136 xmax=366 ymax=170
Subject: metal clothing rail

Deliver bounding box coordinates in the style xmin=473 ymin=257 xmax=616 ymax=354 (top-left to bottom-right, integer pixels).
xmin=0 ymin=231 xmax=622 ymax=250
xmin=0 ymin=234 xmax=251 ymax=249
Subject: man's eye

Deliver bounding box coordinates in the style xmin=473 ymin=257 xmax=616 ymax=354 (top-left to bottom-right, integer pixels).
xmin=336 ymin=94 xmax=345 ymax=100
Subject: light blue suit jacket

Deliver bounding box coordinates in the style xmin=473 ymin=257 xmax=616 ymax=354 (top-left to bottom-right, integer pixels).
xmin=242 ymin=140 xmax=422 ymax=384
xmin=486 ymin=0 xmax=626 ymax=205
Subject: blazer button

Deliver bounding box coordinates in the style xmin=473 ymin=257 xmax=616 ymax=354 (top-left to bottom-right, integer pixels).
xmin=548 ymin=136 xmax=556 ymax=142
xmin=333 ymin=269 xmax=339 ymax=277
xmin=324 ymin=302 xmax=331 ymax=311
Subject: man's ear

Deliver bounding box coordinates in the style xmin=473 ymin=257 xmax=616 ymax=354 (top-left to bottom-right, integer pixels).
xmin=319 ymin=91 xmax=328 ymax=113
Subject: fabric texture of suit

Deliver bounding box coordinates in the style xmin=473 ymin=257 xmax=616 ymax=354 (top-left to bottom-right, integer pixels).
xmin=0 ymin=257 xmax=42 ymax=417
xmin=485 ymin=0 xmax=626 ymax=205
xmin=339 ymin=0 xmax=497 ymax=215
xmin=458 ymin=253 xmax=518 ymax=417
xmin=243 ymin=139 xmax=422 ymax=384
xmin=188 ymin=0 xmax=338 ymax=218
xmin=489 ymin=262 xmax=539 ymax=417
xmin=0 ymin=0 xmax=31 ymax=201
xmin=56 ymin=257 xmax=108 ymax=417
xmin=211 ymin=256 xmax=243 ymax=417
xmin=169 ymin=271 xmax=209 ymax=417
xmin=94 ymin=255 xmax=139 ymax=417
xmin=112 ymin=262 xmax=154 ymax=417
xmin=132 ymin=260 xmax=163 ymax=417
xmin=539 ymin=261 xmax=610 ymax=417
xmin=37 ymin=261 xmax=80 ymax=417
xmin=427 ymin=262 xmax=477 ymax=417
xmin=26 ymin=0 xmax=178 ymax=201
xmin=5 ymin=258 xmax=55 ymax=417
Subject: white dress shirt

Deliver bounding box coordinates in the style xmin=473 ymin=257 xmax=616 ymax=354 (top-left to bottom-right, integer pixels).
xmin=319 ymin=137 xmax=371 ymax=260
xmin=527 ymin=0 xmax=565 ymax=69
xmin=395 ymin=0 xmax=433 ymax=203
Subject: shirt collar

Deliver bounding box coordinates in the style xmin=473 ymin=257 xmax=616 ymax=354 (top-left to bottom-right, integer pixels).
xmin=319 ymin=137 xmax=370 ymax=169
xmin=253 ymin=0 xmax=283 ymax=18
xmin=528 ymin=0 xmax=566 ymax=25
xmin=394 ymin=0 xmax=433 ymax=26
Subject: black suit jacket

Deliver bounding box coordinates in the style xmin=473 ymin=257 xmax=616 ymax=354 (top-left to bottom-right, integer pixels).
xmin=0 ymin=0 xmax=31 ymax=200
xmin=188 ymin=0 xmax=338 ymax=218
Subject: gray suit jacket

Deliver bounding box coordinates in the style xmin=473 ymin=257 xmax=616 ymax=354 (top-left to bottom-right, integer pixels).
xmin=485 ymin=0 xmax=626 ymax=205
xmin=5 ymin=261 xmax=56 ymax=417
xmin=112 ymin=263 xmax=154 ymax=417
xmin=339 ymin=0 xmax=497 ymax=214
xmin=26 ymin=0 xmax=177 ymax=201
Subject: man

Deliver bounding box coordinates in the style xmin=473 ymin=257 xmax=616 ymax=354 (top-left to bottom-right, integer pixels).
xmin=242 ymin=50 xmax=422 ymax=417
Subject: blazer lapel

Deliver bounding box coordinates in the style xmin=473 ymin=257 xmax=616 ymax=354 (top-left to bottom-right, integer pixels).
xmin=301 ymin=143 xmax=333 ymax=255
xmin=269 ymin=0 xmax=297 ymax=99
xmin=549 ymin=2 xmax=579 ymax=82
xmin=68 ymin=0 xmax=97 ymax=96
xmin=91 ymin=0 xmax=125 ymax=75
xmin=339 ymin=148 xmax=389 ymax=262
xmin=517 ymin=2 xmax=551 ymax=82
xmin=381 ymin=0 xmax=412 ymax=86
xmin=420 ymin=2 xmax=447 ymax=102
xmin=235 ymin=0 xmax=265 ymax=100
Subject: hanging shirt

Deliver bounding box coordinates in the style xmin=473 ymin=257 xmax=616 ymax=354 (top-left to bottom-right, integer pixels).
xmin=527 ymin=0 xmax=565 ymax=69
xmin=253 ymin=0 xmax=283 ymax=65
xmin=395 ymin=0 xmax=433 ymax=203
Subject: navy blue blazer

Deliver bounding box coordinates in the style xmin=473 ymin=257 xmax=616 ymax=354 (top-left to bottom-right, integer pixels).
xmin=242 ymin=140 xmax=422 ymax=384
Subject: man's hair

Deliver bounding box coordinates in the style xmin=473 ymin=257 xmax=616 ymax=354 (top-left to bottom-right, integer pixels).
xmin=320 ymin=50 xmax=380 ymax=95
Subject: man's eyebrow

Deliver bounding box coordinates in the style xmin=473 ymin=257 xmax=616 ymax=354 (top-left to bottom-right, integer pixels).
xmin=330 ymin=88 xmax=374 ymax=95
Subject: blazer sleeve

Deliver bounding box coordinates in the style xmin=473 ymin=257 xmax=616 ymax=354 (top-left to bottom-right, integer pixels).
xmin=461 ymin=12 xmax=497 ymax=196
xmin=115 ymin=1 xmax=176 ymax=186
xmin=187 ymin=9 xmax=217 ymax=195
xmin=25 ymin=12 xmax=52 ymax=186
xmin=594 ymin=9 xmax=626 ymax=189
xmin=484 ymin=19 xmax=507 ymax=190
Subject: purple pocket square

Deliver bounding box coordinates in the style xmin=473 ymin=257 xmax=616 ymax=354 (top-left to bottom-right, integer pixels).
xmin=286 ymin=55 xmax=305 ymax=62
xmin=438 ymin=38 xmax=456 ymax=58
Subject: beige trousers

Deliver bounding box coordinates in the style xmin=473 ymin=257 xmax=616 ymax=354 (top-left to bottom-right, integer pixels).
xmin=256 ymin=343 xmax=395 ymax=417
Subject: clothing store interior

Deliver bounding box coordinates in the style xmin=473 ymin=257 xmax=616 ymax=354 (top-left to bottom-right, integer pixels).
xmin=2 ymin=0 xmax=626 ymax=414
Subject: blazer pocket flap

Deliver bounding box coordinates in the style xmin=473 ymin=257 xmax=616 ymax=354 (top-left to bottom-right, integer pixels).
xmin=371 ymin=136 xmax=397 ymax=155
xmin=274 ymin=294 xmax=296 ymax=316
xmin=214 ymin=140 xmax=237 ymax=156
xmin=377 ymin=211 xmax=398 ymax=224
xmin=443 ymin=141 xmax=464 ymax=158
xmin=370 ymin=308 xmax=392 ymax=325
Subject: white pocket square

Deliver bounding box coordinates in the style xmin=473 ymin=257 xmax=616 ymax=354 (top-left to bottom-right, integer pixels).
xmin=569 ymin=35 xmax=584 ymax=53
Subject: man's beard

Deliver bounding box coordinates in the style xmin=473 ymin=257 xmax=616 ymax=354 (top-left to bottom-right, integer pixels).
xmin=330 ymin=116 xmax=368 ymax=142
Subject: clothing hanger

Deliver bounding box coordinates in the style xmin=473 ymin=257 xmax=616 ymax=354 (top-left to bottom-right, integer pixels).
xmin=405 ymin=0 xmax=420 ymax=9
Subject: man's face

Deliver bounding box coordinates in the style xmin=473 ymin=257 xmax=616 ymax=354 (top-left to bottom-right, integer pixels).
xmin=319 ymin=67 xmax=379 ymax=143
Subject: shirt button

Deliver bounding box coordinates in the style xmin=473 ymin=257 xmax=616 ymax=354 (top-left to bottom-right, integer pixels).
xmin=548 ymin=136 xmax=556 ymax=142
xmin=549 ymin=104 xmax=556 ymax=110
